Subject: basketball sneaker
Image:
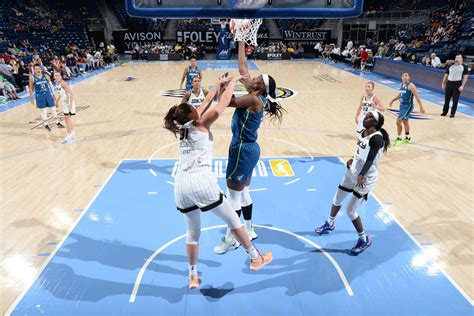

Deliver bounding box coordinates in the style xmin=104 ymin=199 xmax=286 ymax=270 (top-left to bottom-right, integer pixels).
xmin=315 ymin=221 xmax=335 ymax=235
xmin=213 ymin=237 xmax=241 ymax=254
xmin=70 ymin=131 xmax=76 ymax=139
xmin=250 ymin=251 xmax=273 ymax=271
xmin=61 ymin=135 xmax=72 ymax=144
xmin=402 ymin=137 xmax=411 ymax=144
xmin=393 ymin=138 xmax=403 ymax=146
xmin=246 ymin=227 xmax=258 ymax=241
xmin=188 ymin=275 xmax=201 ymax=289
xmin=57 ymin=122 xmax=65 ymax=128
xmin=45 ymin=125 xmax=51 ymax=131
xmin=350 ymin=235 xmax=372 ymax=255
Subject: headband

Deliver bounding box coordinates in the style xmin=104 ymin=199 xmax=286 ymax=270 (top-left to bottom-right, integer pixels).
xmin=369 ymin=110 xmax=380 ymax=122
xmin=262 ymin=74 xmax=277 ymax=104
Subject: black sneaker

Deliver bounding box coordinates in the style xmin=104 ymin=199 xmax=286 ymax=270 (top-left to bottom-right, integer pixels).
xmin=45 ymin=125 xmax=51 ymax=131
xmin=440 ymin=112 xmax=447 ymax=116
xmin=57 ymin=122 xmax=65 ymax=128
xmin=449 ymin=114 xmax=455 ymax=118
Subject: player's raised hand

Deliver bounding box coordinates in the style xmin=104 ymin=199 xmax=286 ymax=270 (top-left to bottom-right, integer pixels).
xmin=356 ymin=175 xmax=365 ymax=188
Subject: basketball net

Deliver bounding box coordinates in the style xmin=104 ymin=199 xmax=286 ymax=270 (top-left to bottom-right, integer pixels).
xmin=233 ymin=19 xmax=263 ymax=47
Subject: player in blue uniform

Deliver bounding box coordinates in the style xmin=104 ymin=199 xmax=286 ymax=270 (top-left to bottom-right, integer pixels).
xmin=214 ymin=41 xmax=285 ymax=254
xmin=28 ymin=64 xmax=64 ymax=131
xmin=389 ymin=73 xmax=425 ymax=146
xmin=179 ymin=57 xmax=203 ymax=91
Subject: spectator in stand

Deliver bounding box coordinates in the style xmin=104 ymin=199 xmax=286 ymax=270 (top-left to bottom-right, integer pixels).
xmin=423 ymin=56 xmax=432 ymax=67
xmin=409 ymin=54 xmax=417 ymax=64
xmin=360 ymin=48 xmax=369 ymax=71
xmin=431 ymin=53 xmax=442 ymax=68
xmin=0 ymin=58 xmax=18 ymax=88
xmin=393 ymin=53 xmax=402 ymax=61
xmin=330 ymin=45 xmax=341 ymax=62
xmin=376 ymin=42 xmax=386 ymax=57
xmin=314 ymin=42 xmax=323 ymax=58
xmin=107 ymin=42 xmax=118 ymax=63
xmin=0 ymin=75 xmax=20 ymax=100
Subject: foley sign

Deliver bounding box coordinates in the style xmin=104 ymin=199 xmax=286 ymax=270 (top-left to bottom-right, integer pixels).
xmin=112 ymin=31 xmax=162 ymax=53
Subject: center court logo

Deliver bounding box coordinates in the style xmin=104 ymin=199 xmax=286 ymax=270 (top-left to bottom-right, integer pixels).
xmin=159 ymin=85 xmax=296 ymax=100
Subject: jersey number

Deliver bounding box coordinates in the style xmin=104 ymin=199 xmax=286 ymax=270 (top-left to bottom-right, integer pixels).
xmin=179 ymin=128 xmax=189 ymax=141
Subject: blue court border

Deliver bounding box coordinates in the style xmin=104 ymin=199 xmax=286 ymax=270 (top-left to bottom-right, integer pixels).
xmin=7 ymin=156 xmax=473 ymax=315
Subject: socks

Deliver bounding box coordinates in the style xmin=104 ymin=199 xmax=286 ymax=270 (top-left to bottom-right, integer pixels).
xmin=327 ymin=216 xmax=336 ymax=226
xmin=189 ymin=264 xmax=198 ymax=277
xmin=245 ymin=246 xmax=259 ymax=260
xmin=244 ymin=220 xmax=252 ymax=231
xmin=404 ymin=133 xmax=411 ymax=140
xmin=225 ymin=210 xmax=242 ymax=240
xmin=358 ymin=231 xmax=367 ymax=242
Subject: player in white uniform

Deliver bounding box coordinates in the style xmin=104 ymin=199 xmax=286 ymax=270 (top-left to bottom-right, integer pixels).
xmin=181 ymin=76 xmax=208 ymax=108
xmin=53 ymin=72 xmax=76 ymax=143
xmin=355 ymin=81 xmax=384 ymax=133
xmin=315 ymin=111 xmax=390 ymax=254
xmin=164 ymin=74 xmax=272 ymax=290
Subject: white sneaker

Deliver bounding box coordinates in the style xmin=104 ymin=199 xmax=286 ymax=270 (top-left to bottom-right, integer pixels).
xmin=70 ymin=131 xmax=76 ymax=139
xmin=246 ymin=227 xmax=258 ymax=241
xmin=61 ymin=135 xmax=72 ymax=144
xmin=213 ymin=236 xmax=240 ymax=255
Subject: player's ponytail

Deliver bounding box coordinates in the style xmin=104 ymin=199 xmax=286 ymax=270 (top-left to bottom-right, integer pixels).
xmin=164 ymin=103 xmax=193 ymax=136
xmin=375 ymin=113 xmax=390 ymax=152
xmin=264 ymin=75 xmax=285 ymax=123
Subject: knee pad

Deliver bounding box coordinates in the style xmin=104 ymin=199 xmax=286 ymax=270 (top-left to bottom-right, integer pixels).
xmin=332 ymin=186 xmax=351 ymax=207
xmin=241 ymin=186 xmax=252 ymax=207
xmin=226 ymin=188 xmax=242 ymax=211
xmin=346 ymin=194 xmax=364 ymax=221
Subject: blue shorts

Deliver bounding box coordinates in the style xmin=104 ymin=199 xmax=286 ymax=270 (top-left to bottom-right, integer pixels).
xmin=36 ymin=93 xmax=55 ymax=109
xmin=398 ymin=103 xmax=414 ymax=121
xmin=226 ymin=141 xmax=260 ymax=185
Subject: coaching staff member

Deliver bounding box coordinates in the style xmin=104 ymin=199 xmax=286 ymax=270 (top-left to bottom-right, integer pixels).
xmin=441 ymin=54 xmax=468 ymax=118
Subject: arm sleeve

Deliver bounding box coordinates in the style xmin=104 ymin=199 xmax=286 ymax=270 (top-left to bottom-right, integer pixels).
xmin=359 ymin=135 xmax=384 ymax=176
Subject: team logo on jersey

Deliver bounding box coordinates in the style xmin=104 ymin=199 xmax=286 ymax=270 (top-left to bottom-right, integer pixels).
xmin=269 ymin=159 xmax=295 ymax=177
xmin=158 ymin=85 xmax=296 ymax=100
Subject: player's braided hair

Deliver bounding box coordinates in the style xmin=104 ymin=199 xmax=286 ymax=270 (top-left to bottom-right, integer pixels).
xmin=264 ymin=75 xmax=286 ymax=123
xmin=164 ymin=103 xmax=193 ymax=136
xmin=375 ymin=113 xmax=390 ymax=153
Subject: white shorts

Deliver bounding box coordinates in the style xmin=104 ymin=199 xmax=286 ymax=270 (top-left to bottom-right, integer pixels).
xmin=339 ymin=167 xmax=378 ymax=199
xmin=174 ymin=168 xmax=223 ymax=212
xmin=62 ymin=101 xmax=76 ymax=116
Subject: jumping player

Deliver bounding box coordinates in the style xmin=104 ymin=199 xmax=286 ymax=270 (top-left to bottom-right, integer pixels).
xmin=164 ymin=74 xmax=272 ymax=289
xmin=214 ymin=40 xmax=284 ymax=254
xmin=315 ymin=111 xmax=390 ymax=254
xmin=53 ymin=72 xmax=76 ymax=143
xmin=355 ymin=81 xmax=385 ymax=133
xmin=389 ymin=73 xmax=425 ymax=145
xmin=29 ymin=64 xmax=64 ymax=131
xmin=181 ymin=76 xmax=208 ymax=108
xmin=179 ymin=57 xmax=202 ymax=91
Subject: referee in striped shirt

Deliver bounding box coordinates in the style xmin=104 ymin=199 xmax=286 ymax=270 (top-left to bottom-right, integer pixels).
xmin=441 ymin=54 xmax=469 ymax=118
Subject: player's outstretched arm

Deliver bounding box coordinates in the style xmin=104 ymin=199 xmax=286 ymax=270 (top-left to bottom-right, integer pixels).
xmin=374 ymin=95 xmax=385 ymax=112
xmin=237 ymin=41 xmax=252 ymax=90
xmin=355 ymin=96 xmax=363 ymax=123
xmin=389 ymin=94 xmax=400 ymax=107
xmin=196 ymin=74 xmax=231 ymax=117
xmin=201 ymin=76 xmax=241 ymax=129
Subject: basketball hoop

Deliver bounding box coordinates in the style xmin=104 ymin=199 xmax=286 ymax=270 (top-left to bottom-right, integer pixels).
xmin=231 ymin=19 xmax=263 ymax=47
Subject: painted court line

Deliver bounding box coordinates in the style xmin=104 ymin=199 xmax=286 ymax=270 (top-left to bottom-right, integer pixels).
xmin=285 ymin=178 xmax=300 ymax=185
xmin=249 ymin=188 xmax=267 ymax=192
xmin=166 ymin=181 xmax=174 ymax=186
xmin=307 ymin=166 xmax=315 ymax=173
xmin=129 ymin=224 xmax=354 ymax=303
xmin=307 ymin=188 xmax=317 ymax=192
xmin=147 ymin=192 xmax=158 ymax=195
xmin=6 ymin=161 xmax=122 ymax=315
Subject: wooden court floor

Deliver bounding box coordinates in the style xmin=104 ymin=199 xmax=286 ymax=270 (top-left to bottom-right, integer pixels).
xmin=0 ymin=60 xmax=472 ymax=312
